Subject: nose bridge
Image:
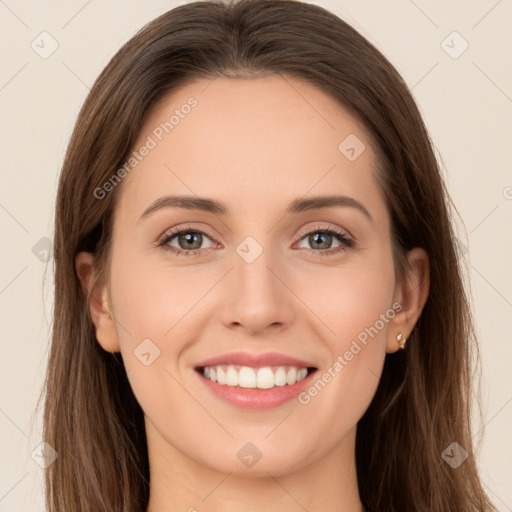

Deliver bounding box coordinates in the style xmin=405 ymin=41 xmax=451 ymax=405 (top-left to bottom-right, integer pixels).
xmin=220 ymin=235 xmax=294 ymax=333
xmin=237 ymin=243 xmax=277 ymax=297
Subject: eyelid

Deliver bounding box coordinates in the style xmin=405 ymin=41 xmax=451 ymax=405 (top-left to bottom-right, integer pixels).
xmin=158 ymin=224 xmax=218 ymax=244
xmin=294 ymin=223 xmax=354 ymax=244
xmin=159 ymin=222 xmax=353 ymax=243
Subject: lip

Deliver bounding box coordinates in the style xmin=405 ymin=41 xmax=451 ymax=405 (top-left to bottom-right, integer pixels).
xmin=194 ymin=351 xmax=318 ymax=410
xmin=196 ymin=372 xmax=317 ymax=410
xmin=194 ymin=351 xmax=317 ymax=369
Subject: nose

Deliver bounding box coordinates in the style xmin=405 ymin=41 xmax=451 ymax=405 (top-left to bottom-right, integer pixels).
xmin=219 ymin=246 xmax=296 ymax=336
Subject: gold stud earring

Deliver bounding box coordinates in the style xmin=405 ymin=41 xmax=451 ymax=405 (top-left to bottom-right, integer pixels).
xmin=396 ymin=333 xmax=407 ymax=350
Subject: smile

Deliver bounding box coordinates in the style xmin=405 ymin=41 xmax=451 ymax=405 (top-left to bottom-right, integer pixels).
xmin=199 ymin=364 xmax=313 ymax=389
xmin=195 ymin=365 xmax=318 ymax=410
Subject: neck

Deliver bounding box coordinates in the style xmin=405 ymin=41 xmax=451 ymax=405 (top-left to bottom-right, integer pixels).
xmin=145 ymin=421 xmax=364 ymax=512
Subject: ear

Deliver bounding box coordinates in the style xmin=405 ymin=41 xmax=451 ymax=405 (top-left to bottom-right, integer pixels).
xmin=387 ymin=247 xmax=430 ymax=354
xmin=75 ymin=251 xmax=120 ymax=353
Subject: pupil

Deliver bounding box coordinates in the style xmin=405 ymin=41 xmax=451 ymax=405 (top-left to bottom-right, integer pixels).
xmin=311 ymin=233 xmax=330 ymax=249
xmin=181 ymin=232 xmax=201 ymax=249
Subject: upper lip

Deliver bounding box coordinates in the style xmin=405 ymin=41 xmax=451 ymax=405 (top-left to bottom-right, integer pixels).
xmin=195 ymin=351 xmax=317 ymax=369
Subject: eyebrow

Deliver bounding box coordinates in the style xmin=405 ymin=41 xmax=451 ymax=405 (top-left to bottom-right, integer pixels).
xmin=138 ymin=194 xmax=373 ymax=223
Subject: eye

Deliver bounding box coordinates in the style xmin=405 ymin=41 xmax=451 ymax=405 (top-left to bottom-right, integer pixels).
xmin=159 ymin=225 xmax=216 ymax=257
xmin=294 ymin=225 xmax=354 ymax=257
xmin=158 ymin=224 xmax=354 ymax=258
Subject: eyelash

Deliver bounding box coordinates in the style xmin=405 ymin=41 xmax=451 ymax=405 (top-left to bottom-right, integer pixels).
xmin=158 ymin=224 xmax=354 ymax=258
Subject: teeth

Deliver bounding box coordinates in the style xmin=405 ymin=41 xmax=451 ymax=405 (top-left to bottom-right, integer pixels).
xmin=239 ymin=366 xmax=256 ymax=388
xmin=201 ymin=365 xmax=309 ymax=389
xmin=286 ymin=367 xmax=297 ymax=385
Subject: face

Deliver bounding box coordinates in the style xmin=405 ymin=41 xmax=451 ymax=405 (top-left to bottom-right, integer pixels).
xmin=88 ymin=75 xmax=409 ymax=477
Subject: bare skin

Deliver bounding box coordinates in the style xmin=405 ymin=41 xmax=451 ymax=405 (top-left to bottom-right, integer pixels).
xmin=76 ymin=74 xmax=429 ymax=512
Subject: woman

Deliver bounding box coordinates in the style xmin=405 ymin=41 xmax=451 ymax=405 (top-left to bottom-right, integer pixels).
xmin=42 ymin=0 xmax=497 ymax=510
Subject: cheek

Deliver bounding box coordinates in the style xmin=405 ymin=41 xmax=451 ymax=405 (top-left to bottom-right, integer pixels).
xmin=295 ymin=254 xmax=395 ymax=418
xmin=108 ymin=252 xmax=203 ymax=422
xmin=109 ymin=248 xmax=213 ymax=343
xmin=303 ymin=256 xmax=396 ymax=348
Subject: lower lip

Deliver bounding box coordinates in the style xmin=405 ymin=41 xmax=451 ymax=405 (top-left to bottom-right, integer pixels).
xmin=196 ymin=369 xmax=316 ymax=410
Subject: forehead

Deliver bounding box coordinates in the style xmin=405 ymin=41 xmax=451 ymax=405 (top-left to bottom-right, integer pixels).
xmin=115 ymin=75 xmax=386 ymax=224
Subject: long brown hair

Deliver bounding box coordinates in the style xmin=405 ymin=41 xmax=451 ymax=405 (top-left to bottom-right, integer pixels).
xmin=41 ymin=0 xmax=496 ymax=510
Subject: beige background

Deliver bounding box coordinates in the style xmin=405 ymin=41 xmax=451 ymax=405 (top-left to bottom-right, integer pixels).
xmin=0 ymin=0 xmax=511 ymax=510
